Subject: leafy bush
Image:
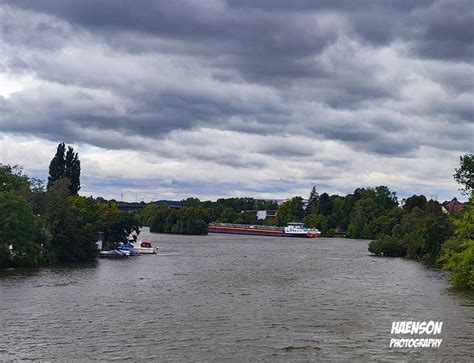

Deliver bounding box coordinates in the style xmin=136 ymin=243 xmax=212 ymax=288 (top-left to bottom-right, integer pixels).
xmin=440 ymin=199 xmax=474 ymax=288
xmin=369 ymin=234 xmax=405 ymax=257
xmin=442 ymin=240 xmax=474 ymax=288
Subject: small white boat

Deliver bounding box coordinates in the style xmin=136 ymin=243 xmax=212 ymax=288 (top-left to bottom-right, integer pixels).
xmin=132 ymin=240 xmax=158 ymax=254
xmin=99 ymin=249 xmax=129 ymax=258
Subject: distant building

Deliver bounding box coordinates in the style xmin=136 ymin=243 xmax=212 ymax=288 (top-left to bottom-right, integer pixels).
xmin=256 ymin=210 xmax=278 ymax=220
xmin=442 ymin=198 xmax=466 ymax=214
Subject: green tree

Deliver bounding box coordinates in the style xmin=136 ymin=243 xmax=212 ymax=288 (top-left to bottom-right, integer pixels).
xmin=216 ymin=197 xmax=256 ymax=212
xmin=440 ymin=199 xmax=474 ymax=288
xmin=0 ymin=164 xmax=30 ymax=194
xmin=306 ymin=186 xmax=319 ymax=215
xmin=0 ymin=164 xmax=48 ymax=216
xmin=276 ymin=196 xmax=304 ymax=226
xmin=47 ymin=143 xmax=81 ymax=195
xmin=234 ymin=210 xmax=258 ymax=225
xmin=347 ymin=198 xmax=376 ymax=238
xmin=454 ymin=153 xmax=474 ymax=196
xmin=373 ymin=206 xmax=403 ymax=236
xmin=403 ymin=194 xmax=427 ymax=213
xmin=202 ymin=206 xmax=225 ymax=224
xmin=347 ymin=186 xmax=398 ymax=239
xmin=47 ymin=143 xmax=66 ymax=189
xmin=69 ymin=195 xmax=104 ymax=247
xmin=43 ymin=180 xmax=98 ymax=262
xmin=255 ymin=199 xmax=278 ymax=210
xmin=148 ymin=205 xmax=208 ymax=235
xmin=181 ymin=197 xmax=201 ymax=207
xmin=443 ymin=240 xmax=474 ymax=288
xmin=65 ymin=146 xmax=81 ymax=195
xmin=0 ymin=192 xmax=44 ymax=268
xmin=328 ymin=196 xmax=345 ymax=230
xmin=149 ymin=205 xmax=174 ymax=233
xmin=304 ymin=213 xmax=329 ymax=233
xmin=172 ymin=207 xmax=207 ymax=235
xmin=420 ymin=201 xmax=453 ymax=263
xmin=368 ymin=234 xmax=405 ymax=257
xmin=317 ymin=193 xmax=333 ymax=216
xmin=373 ymin=186 xmax=398 ymax=214
xmin=217 ymin=208 xmax=238 ymax=223
xmin=137 ymin=204 xmax=160 ymax=225
xmin=164 ymin=209 xmax=179 ymax=232
xmin=102 ymin=210 xmax=141 ymax=249
xmin=341 ymin=195 xmax=356 ymax=230
xmin=369 ymin=199 xmax=453 ymax=263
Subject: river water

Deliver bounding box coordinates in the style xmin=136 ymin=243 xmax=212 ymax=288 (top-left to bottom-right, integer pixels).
xmin=1 ymin=229 xmax=473 ymax=361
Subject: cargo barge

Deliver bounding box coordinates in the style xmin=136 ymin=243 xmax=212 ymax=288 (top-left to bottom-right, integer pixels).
xmin=208 ymin=222 xmax=321 ymax=238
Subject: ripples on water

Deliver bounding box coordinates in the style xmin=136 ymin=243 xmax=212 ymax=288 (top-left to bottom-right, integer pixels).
xmin=1 ymin=229 xmax=473 ymax=361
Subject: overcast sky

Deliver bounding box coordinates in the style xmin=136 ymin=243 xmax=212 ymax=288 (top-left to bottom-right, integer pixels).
xmin=0 ymin=0 xmax=472 ymax=202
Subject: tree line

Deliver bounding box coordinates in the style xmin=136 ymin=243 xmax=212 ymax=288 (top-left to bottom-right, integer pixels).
xmin=368 ymin=154 xmax=473 ymax=288
xmin=137 ymin=197 xmax=276 ymax=234
xmin=276 ymin=185 xmax=400 ymax=238
xmin=0 ymin=143 xmax=140 ymax=268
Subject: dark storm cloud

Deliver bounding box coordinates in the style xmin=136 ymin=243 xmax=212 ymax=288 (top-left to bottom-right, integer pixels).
xmin=4 ymin=0 xmax=339 ymax=86
xmin=407 ymin=0 xmax=474 ymax=61
xmin=0 ymin=3 xmax=72 ymax=51
xmin=0 ymin=0 xmax=472 ymax=165
xmin=10 ymin=0 xmax=470 ymax=62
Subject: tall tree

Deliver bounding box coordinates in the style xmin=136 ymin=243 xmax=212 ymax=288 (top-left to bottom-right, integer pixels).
xmin=317 ymin=193 xmax=333 ymax=216
xmin=306 ymin=186 xmax=319 ymax=215
xmin=47 ymin=143 xmax=81 ymax=195
xmin=65 ymin=146 xmax=81 ymax=195
xmin=454 ymin=153 xmax=474 ymax=196
xmin=47 ymin=143 xmax=66 ymax=189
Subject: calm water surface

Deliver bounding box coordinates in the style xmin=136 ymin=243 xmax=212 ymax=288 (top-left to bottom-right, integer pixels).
xmin=1 ymin=228 xmax=473 ymax=361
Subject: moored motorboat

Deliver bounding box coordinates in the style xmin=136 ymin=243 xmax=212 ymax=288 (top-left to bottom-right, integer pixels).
xmin=132 ymin=240 xmax=158 ymax=254
xmin=118 ymin=242 xmax=141 ymax=256
xmin=99 ymin=249 xmax=129 ymax=258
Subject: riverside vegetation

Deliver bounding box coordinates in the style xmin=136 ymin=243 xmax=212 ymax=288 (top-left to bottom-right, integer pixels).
xmin=1 ymin=144 xmax=472 ymax=288
xmin=0 ymin=143 xmax=140 ymax=268
xmin=367 ymin=154 xmax=473 ymax=288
